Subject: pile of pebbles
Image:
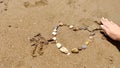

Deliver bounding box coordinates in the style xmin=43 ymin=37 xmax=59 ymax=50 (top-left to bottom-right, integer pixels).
xmin=47 ymin=22 xmax=97 ymax=55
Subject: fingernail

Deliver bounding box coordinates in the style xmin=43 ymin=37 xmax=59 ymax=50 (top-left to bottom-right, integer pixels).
xmin=100 ymin=25 xmax=104 ymax=28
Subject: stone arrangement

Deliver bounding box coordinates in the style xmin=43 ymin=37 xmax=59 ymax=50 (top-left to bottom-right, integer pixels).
xmin=47 ymin=22 xmax=100 ymax=55
xmin=30 ymin=22 xmax=102 ymax=56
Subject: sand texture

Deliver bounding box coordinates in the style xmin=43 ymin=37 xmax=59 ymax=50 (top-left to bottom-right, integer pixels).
xmin=0 ymin=0 xmax=120 ymax=68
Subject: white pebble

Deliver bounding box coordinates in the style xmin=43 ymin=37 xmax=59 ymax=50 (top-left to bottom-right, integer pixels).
xmin=59 ymin=47 xmax=69 ymax=54
xmin=81 ymin=45 xmax=87 ymax=49
xmin=69 ymin=25 xmax=74 ymax=29
xmin=52 ymin=37 xmax=57 ymax=41
xmin=56 ymin=43 xmax=62 ymax=48
xmin=52 ymin=32 xmax=57 ymax=36
xmin=67 ymin=52 xmax=71 ymax=55
xmin=53 ymin=29 xmax=57 ymax=32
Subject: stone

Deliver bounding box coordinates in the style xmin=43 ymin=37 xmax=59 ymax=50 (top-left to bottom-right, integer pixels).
xmin=56 ymin=43 xmax=62 ymax=49
xmin=79 ymin=27 xmax=88 ymax=30
xmin=89 ymin=32 xmax=95 ymax=36
xmin=81 ymin=45 xmax=87 ymax=49
xmin=59 ymin=47 xmax=69 ymax=54
xmin=54 ymin=26 xmax=59 ymax=30
xmin=52 ymin=37 xmax=57 ymax=41
xmin=58 ymin=22 xmax=64 ymax=26
xmin=52 ymin=32 xmax=57 ymax=36
xmin=73 ymin=27 xmax=79 ymax=31
xmin=71 ymin=48 xmax=79 ymax=53
xmin=85 ymin=41 xmax=89 ymax=45
xmin=53 ymin=29 xmax=57 ymax=32
xmin=69 ymin=25 xmax=74 ymax=29
xmin=89 ymin=36 xmax=94 ymax=39
xmin=78 ymin=47 xmax=82 ymax=51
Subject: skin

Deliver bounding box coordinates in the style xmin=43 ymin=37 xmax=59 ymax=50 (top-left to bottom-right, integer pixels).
xmin=100 ymin=17 xmax=120 ymax=41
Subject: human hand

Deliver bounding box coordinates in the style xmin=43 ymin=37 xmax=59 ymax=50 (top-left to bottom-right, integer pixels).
xmin=100 ymin=17 xmax=120 ymax=41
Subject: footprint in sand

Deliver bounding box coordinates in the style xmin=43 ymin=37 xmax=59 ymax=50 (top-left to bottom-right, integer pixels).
xmin=0 ymin=0 xmax=9 ymax=13
xmin=24 ymin=0 xmax=48 ymax=8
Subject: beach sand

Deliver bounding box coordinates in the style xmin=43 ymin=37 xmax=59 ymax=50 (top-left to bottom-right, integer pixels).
xmin=0 ymin=0 xmax=120 ymax=68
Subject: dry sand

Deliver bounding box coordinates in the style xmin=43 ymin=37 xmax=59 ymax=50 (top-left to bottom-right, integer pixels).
xmin=0 ymin=0 xmax=120 ymax=68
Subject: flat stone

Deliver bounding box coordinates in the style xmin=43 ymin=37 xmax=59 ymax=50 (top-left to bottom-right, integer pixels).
xmin=81 ymin=45 xmax=87 ymax=49
xmin=73 ymin=27 xmax=79 ymax=31
xmin=58 ymin=22 xmax=64 ymax=26
xmin=79 ymin=26 xmax=88 ymax=30
xmin=56 ymin=43 xmax=62 ymax=49
xmin=52 ymin=32 xmax=57 ymax=36
xmin=89 ymin=32 xmax=95 ymax=36
xmin=69 ymin=25 xmax=74 ymax=29
xmin=71 ymin=48 xmax=79 ymax=53
xmin=59 ymin=47 xmax=69 ymax=54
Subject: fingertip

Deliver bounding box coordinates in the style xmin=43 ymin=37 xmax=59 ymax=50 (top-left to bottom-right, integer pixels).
xmin=100 ymin=25 xmax=106 ymax=30
xmin=100 ymin=25 xmax=104 ymax=28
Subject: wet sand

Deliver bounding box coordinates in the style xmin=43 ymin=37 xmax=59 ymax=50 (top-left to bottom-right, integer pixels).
xmin=0 ymin=0 xmax=120 ymax=68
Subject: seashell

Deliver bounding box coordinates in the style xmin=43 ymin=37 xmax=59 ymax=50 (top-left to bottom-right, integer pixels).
xmin=52 ymin=32 xmax=57 ymax=36
xmin=69 ymin=25 xmax=74 ymax=29
xmin=56 ymin=43 xmax=62 ymax=49
xmin=81 ymin=45 xmax=87 ymax=49
xmin=71 ymin=48 xmax=79 ymax=53
xmin=59 ymin=47 xmax=69 ymax=54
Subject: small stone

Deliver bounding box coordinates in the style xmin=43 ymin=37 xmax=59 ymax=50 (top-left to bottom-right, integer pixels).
xmin=78 ymin=47 xmax=82 ymax=51
xmin=52 ymin=37 xmax=56 ymax=41
xmin=85 ymin=41 xmax=89 ymax=45
xmin=58 ymin=22 xmax=64 ymax=26
xmin=59 ymin=47 xmax=69 ymax=54
xmin=56 ymin=43 xmax=62 ymax=48
xmin=89 ymin=32 xmax=95 ymax=36
xmin=53 ymin=29 xmax=57 ymax=32
xmin=71 ymin=48 xmax=79 ymax=53
xmin=52 ymin=32 xmax=57 ymax=36
xmin=69 ymin=25 xmax=74 ymax=29
xmin=54 ymin=26 xmax=59 ymax=30
xmin=89 ymin=36 xmax=94 ymax=38
xmin=79 ymin=27 xmax=87 ymax=30
xmin=81 ymin=45 xmax=87 ymax=49
xmin=67 ymin=52 xmax=71 ymax=55
xmin=73 ymin=27 xmax=79 ymax=31
xmin=51 ymin=40 xmax=57 ymax=44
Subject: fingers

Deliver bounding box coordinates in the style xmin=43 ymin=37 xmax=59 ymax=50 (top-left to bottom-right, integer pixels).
xmin=100 ymin=17 xmax=109 ymax=27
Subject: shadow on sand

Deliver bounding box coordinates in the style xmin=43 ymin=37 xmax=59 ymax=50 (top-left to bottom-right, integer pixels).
xmin=101 ymin=32 xmax=120 ymax=51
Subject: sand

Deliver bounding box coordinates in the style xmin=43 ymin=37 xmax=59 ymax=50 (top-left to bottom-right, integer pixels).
xmin=0 ymin=0 xmax=120 ymax=68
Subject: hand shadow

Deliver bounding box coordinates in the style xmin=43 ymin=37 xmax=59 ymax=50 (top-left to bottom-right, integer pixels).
xmin=101 ymin=32 xmax=120 ymax=51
